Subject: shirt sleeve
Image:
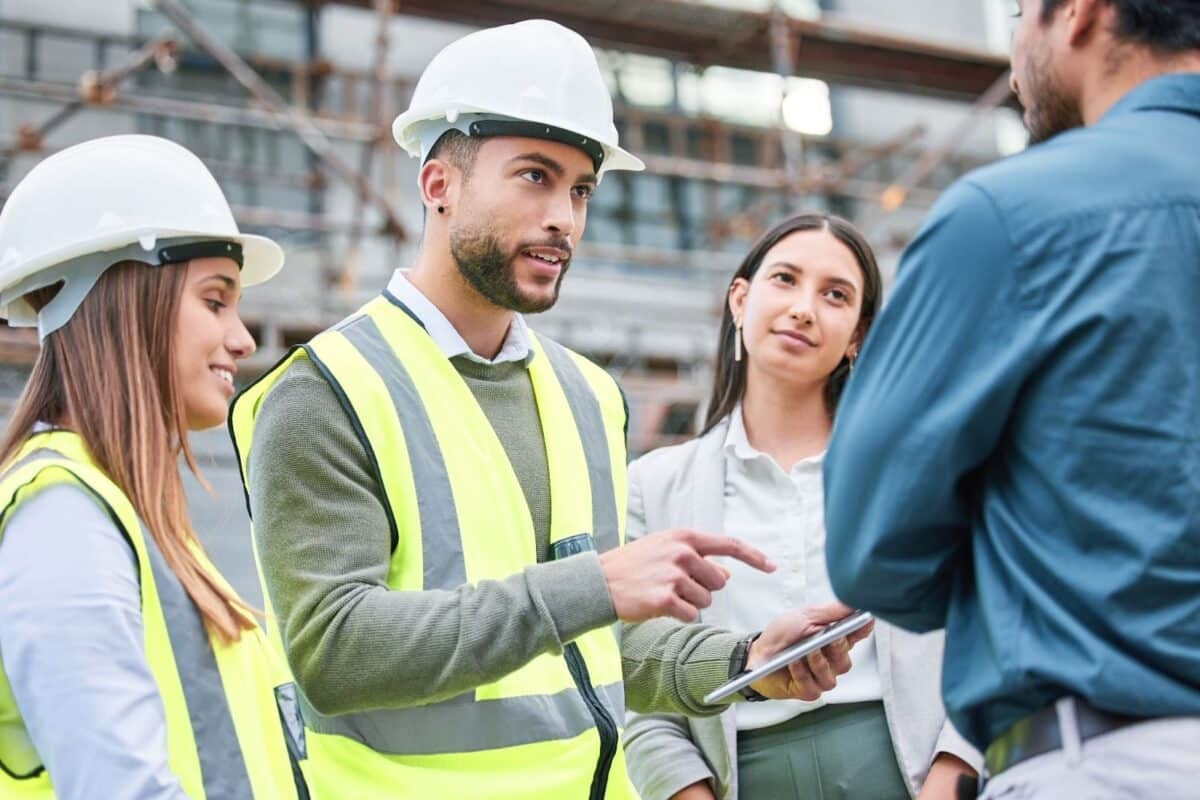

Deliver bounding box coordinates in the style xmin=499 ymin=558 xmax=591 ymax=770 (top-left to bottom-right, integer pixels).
xmin=823 ymin=180 xmax=1029 ymax=632
xmin=620 ymin=455 xmax=741 ymax=716
xmin=0 ymin=483 xmax=188 ymax=800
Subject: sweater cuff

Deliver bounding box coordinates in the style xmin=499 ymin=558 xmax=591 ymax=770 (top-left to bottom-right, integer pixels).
xmin=527 ymin=552 xmax=617 ymax=645
xmin=682 ymin=631 xmax=743 ymax=711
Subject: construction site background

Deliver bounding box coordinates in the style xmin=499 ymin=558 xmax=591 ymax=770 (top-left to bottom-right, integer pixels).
xmin=0 ymin=0 xmax=1020 ymax=602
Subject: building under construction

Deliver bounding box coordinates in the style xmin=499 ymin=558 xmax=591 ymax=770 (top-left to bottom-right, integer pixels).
xmin=0 ymin=0 xmax=1020 ymax=597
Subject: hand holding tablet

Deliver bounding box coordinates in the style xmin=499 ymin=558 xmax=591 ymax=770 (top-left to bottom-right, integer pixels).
xmin=704 ymin=604 xmax=874 ymax=705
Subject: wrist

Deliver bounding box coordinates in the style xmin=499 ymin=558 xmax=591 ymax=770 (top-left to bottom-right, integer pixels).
xmin=729 ymin=632 xmax=768 ymax=702
xmin=530 ymin=553 xmax=616 ymax=640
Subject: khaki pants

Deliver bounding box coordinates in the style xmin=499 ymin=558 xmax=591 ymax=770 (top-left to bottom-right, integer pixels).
xmin=981 ymin=704 xmax=1200 ymax=800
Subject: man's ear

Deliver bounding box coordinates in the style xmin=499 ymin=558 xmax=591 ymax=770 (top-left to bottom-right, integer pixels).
xmin=419 ymin=158 xmax=455 ymax=216
xmin=1063 ymin=0 xmax=1106 ymax=48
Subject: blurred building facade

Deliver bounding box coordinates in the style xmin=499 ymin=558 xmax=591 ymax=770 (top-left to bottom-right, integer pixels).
xmin=0 ymin=0 xmax=1019 ymax=598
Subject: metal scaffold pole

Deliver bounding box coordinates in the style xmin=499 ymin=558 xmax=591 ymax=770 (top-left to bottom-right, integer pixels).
xmin=338 ymin=0 xmax=397 ymax=296
xmin=0 ymin=34 xmax=177 ymax=177
xmin=876 ymin=69 xmax=1014 ymax=217
xmin=769 ymin=2 xmax=804 ymax=211
xmin=146 ymin=0 xmax=408 ymax=241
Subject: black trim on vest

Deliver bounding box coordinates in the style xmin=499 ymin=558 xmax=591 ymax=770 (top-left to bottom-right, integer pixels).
xmin=564 ymin=643 xmax=618 ymax=800
xmin=617 ymin=384 xmax=630 ymax=450
xmin=0 ymin=447 xmax=142 ymax=595
xmin=302 ymin=341 xmax=401 ymax=555
xmin=380 ymin=289 xmax=428 ymax=330
xmin=275 ymin=683 xmax=311 ymax=800
xmin=0 ymin=760 xmax=43 ymax=781
xmin=228 ymin=345 xmax=308 ymax=520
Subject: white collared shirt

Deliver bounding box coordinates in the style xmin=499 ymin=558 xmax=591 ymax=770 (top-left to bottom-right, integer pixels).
xmin=385 ymin=270 xmax=532 ymax=365
xmin=709 ymin=406 xmax=882 ymax=731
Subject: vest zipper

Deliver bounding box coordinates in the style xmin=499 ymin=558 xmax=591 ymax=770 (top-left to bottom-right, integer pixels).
xmin=564 ymin=642 xmax=618 ymax=800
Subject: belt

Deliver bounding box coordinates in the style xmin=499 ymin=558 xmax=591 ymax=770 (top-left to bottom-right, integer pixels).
xmin=984 ymin=697 xmax=1145 ymax=777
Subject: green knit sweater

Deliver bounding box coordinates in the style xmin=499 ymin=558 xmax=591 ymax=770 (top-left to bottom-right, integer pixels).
xmin=247 ymin=353 xmax=738 ymax=720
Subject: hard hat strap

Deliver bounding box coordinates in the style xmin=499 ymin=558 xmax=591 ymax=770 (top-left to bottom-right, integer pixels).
xmin=156 ymin=240 xmax=244 ymax=269
xmin=465 ymin=119 xmax=605 ymax=172
xmin=416 ymin=114 xmax=606 ymax=173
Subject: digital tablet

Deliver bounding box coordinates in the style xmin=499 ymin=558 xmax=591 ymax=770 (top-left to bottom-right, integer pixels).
xmin=702 ymin=610 xmax=874 ymax=705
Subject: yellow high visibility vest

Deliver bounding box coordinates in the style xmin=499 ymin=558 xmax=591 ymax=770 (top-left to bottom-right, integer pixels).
xmin=0 ymin=430 xmax=308 ymax=800
xmin=230 ymin=292 xmax=640 ymax=799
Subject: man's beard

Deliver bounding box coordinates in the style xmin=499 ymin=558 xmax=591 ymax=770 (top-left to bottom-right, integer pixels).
xmin=1019 ymin=43 xmax=1084 ymax=145
xmin=449 ymin=224 xmax=570 ymax=314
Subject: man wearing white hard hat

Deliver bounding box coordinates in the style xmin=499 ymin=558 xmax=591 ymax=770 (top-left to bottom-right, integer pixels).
xmin=232 ymin=20 xmax=834 ymax=799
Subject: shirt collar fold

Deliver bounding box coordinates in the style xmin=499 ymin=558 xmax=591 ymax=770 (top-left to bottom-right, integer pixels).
xmin=385 ymin=270 xmax=534 ymax=366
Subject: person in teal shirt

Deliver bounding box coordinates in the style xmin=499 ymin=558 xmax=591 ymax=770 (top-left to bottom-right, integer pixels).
xmin=823 ymin=1 xmax=1200 ymax=798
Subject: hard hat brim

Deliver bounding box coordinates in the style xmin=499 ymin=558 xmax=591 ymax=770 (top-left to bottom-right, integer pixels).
xmin=0 ymin=228 xmax=284 ymax=299
xmin=602 ymin=146 xmax=645 ymax=174
xmin=235 ymin=233 xmax=285 ymax=287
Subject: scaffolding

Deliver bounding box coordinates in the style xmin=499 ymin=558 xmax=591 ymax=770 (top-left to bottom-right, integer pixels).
xmin=0 ymin=0 xmax=1016 ymax=448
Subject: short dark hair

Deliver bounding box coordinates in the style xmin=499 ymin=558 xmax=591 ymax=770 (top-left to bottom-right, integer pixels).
xmin=700 ymin=213 xmax=883 ymax=434
xmin=1041 ymin=0 xmax=1200 ymax=52
xmin=426 ymin=129 xmax=485 ymax=178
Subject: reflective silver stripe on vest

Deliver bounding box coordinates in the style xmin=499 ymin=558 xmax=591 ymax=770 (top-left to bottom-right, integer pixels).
xmin=1 ymin=449 xmax=254 ymax=799
xmin=306 ymin=681 xmax=625 ymax=755
xmin=536 ymin=338 xmax=621 ymax=554
xmin=146 ymin=529 xmax=255 ymax=800
xmin=322 ymin=322 xmax=626 ymax=754
xmin=338 ymin=315 xmax=466 ymax=590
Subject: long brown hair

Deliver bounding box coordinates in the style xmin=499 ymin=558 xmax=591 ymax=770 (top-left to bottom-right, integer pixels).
xmin=0 ymin=259 xmax=254 ymax=643
xmin=701 ymin=213 xmax=883 ymax=436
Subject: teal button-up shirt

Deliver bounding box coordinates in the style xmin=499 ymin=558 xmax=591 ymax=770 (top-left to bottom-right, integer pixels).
xmin=825 ymin=73 xmax=1200 ymax=750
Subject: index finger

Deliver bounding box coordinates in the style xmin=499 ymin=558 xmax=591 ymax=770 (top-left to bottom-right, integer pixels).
xmin=683 ymin=531 xmax=776 ymax=572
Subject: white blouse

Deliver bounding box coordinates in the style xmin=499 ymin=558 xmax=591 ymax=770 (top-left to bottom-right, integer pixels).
xmin=708 ymin=406 xmax=882 ymax=731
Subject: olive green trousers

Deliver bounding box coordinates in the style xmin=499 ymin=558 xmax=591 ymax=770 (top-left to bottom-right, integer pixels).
xmin=737 ymin=701 xmax=910 ymax=799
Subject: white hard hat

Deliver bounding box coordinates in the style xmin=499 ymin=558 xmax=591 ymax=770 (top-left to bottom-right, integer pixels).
xmin=392 ymin=19 xmax=644 ymax=177
xmin=0 ymin=134 xmax=284 ymax=339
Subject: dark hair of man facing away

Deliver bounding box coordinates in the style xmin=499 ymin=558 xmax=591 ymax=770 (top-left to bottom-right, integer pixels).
xmin=1040 ymin=0 xmax=1200 ymax=51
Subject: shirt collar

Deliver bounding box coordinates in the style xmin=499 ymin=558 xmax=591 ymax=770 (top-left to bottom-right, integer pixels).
xmin=385 ymin=270 xmax=533 ymax=366
xmin=723 ymin=404 xmax=760 ymax=462
xmin=722 ymin=405 xmax=826 ymax=467
xmin=1100 ymin=73 xmax=1200 ymax=123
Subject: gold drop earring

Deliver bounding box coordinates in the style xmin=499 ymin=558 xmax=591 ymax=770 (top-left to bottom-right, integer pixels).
xmin=734 ymin=318 xmax=743 ymax=362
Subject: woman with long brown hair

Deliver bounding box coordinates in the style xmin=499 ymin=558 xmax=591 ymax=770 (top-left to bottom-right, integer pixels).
xmin=621 ymin=214 xmax=980 ymax=800
xmin=0 ymin=135 xmax=308 ymax=799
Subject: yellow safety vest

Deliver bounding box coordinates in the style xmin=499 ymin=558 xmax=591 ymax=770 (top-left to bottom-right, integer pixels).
xmin=230 ymin=292 xmax=639 ymax=799
xmin=0 ymin=430 xmax=308 ymax=800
